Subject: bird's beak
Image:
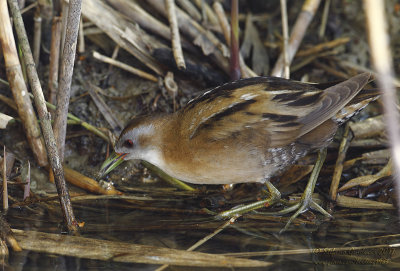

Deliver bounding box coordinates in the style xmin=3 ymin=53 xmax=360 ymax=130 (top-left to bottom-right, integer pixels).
xmin=99 ymin=152 xmax=127 ymax=177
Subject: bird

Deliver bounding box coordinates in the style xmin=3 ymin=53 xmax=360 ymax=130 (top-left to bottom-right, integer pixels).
xmin=100 ymin=73 xmax=378 ymax=226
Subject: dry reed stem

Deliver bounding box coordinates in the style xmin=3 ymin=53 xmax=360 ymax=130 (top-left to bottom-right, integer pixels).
xmin=12 ymin=229 xmax=271 ymax=267
xmin=364 ymin=0 xmax=400 ymax=215
xmin=33 ymin=10 xmax=41 ymax=66
xmin=213 ymin=2 xmax=230 ymax=46
xmin=176 ymin=0 xmax=201 ymax=21
xmin=271 ymin=0 xmax=321 ymax=77
xmin=329 ymin=123 xmax=351 ymax=201
xmin=2 ymin=146 xmax=7 ymax=211
xmin=92 ymin=51 xmax=158 ymax=82
xmin=0 ymin=0 xmax=48 ymax=166
xmin=48 ymin=17 xmax=61 ymax=107
xmin=54 ymin=0 xmax=82 ymax=161
xmin=7 ymin=0 xmax=78 ymax=232
xmin=280 ymin=0 xmax=290 ymax=79
xmin=166 ymin=0 xmax=186 ymax=70
xmin=78 ymin=16 xmax=84 ymax=53
xmin=82 ymin=0 xmax=164 ymax=75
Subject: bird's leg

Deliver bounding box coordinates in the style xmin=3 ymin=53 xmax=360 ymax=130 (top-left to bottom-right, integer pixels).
xmin=279 ymin=148 xmax=332 ymax=233
xmin=216 ymin=180 xmax=281 ymax=219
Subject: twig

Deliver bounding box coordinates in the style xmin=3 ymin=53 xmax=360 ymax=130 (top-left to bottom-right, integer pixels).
xmin=147 ymin=0 xmax=256 ymax=78
xmin=296 ymin=37 xmax=350 ymax=57
xmin=176 ymin=0 xmax=201 ymax=22
xmin=33 ymin=10 xmax=42 ymax=66
xmin=92 ymin=51 xmax=158 ymax=82
xmin=319 ymin=0 xmax=331 ymax=38
xmin=213 ymin=2 xmax=230 ymax=46
xmin=166 ymin=0 xmax=186 ymax=70
xmin=87 ymin=82 xmax=123 ymax=134
xmin=212 ymin=2 xmax=255 ymax=78
xmin=280 ymin=0 xmax=290 ymax=79
xmin=48 ymin=17 xmax=61 ymax=107
xmin=83 ymin=0 xmax=165 ymax=76
xmin=78 ymin=16 xmax=84 ymax=53
xmin=31 ymin=93 xmax=110 ymax=142
xmin=23 ymin=161 xmax=30 ymax=200
xmin=193 ymin=0 xmax=219 ymax=26
xmin=7 ymin=0 xmax=78 ymax=232
xmin=230 ymin=0 xmax=240 ymax=80
xmin=155 ymin=217 xmax=237 ymax=271
xmin=20 ymin=1 xmax=36 ymax=14
xmin=106 ymin=45 xmax=120 ymax=76
xmin=2 ymin=146 xmax=7 ymax=211
xmin=329 ymin=123 xmax=352 ymax=202
xmin=271 ymin=0 xmax=321 ymax=77
xmin=364 ymin=0 xmax=400 ymax=215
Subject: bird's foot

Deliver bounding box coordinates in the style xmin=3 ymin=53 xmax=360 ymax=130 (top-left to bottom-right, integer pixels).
xmin=216 ymin=180 xmax=281 ymax=219
xmin=278 ymin=148 xmax=332 ymax=233
xmin=277 ymin=194 xmax=332 ymax=234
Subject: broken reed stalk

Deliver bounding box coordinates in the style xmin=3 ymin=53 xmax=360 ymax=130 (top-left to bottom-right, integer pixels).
xmin=2 ymin=147 xmax=7 ymax=211
xmin=229 ymin=0 xmax=240 ymax=80
xmin=82 ymin=0 xmax=165 ymax=76
xmin=211 ymin=1 xmax=256 ymax=78
xmin=146 ymin=0 xmax=233 ymax=75
xmin=318 ymin=0 xmax=331 ymax=38
xmin=33 ymin=9 xmax=41 ymax=66
xmin=166 ymin=0 xmax=186 ymax=70
xmin=329 ymin=123 xmax=352 ymax=202
xmin=78 ymin=17 xmax=85 ymax=53
xmin=280 ymin=0 xmax=290 ymax=79
xmin=271 ymin=0 xmax=321 ymax=77
xmin=176 ymin=0 xmax=201 ymax=21
xmin=364 ymin=0 xmax=400 ymax=215
xmin=12 ymin=229 xmax=270 ymax=267
xmin=53 ymin=0 xmax=82 ymax=161
xmin=23 ymin=161 xmax=30 ymax=200
xmin=7 ymin=0 xmax=78 ymax=232
xmin=92 ymin=51 xmax=158 ymax=82
xmin=48 ymin=17 xmax=61 ymax=107
xmin=213 ymin=2 xmax=230 ymax=46
xmin=193 ymin=0 xmax=219 ymax=26
xmin=0 ymin=0 xmax=48 ymax=167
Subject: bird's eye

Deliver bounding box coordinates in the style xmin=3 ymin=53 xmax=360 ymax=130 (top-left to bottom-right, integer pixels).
xmin=123 ymin=139 xmax=134 ymax=148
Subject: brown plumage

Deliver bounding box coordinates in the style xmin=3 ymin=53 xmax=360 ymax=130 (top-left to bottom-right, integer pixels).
xmin=101 ymin=73 xmax=378 ymax=186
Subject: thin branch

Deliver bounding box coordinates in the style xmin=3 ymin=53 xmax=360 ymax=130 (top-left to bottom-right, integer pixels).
xmin=2 ymin=146 xmax=8 ymax=211
xmin=230 ymin=0 xmax=240 ymax=80
xmin=166 ymin=0 xmax=186 ymax=70
xmin=33 ymin=9 xmax=41 ymax=66
xmin=48 ymin=16 xmax=61 ymax=107
xmin=92 ymin=51 xmax=158 ymax=82
xmin=280 ymin=0 xmax=290 ymax=79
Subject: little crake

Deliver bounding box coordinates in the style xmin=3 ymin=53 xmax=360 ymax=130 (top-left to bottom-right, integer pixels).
xmin=101 ymin=73 xmax=376 ymax=188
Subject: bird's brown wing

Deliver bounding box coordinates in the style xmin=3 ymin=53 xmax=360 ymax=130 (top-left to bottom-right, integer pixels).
xmin=180 ymin=73 xmax=370 ymax=147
